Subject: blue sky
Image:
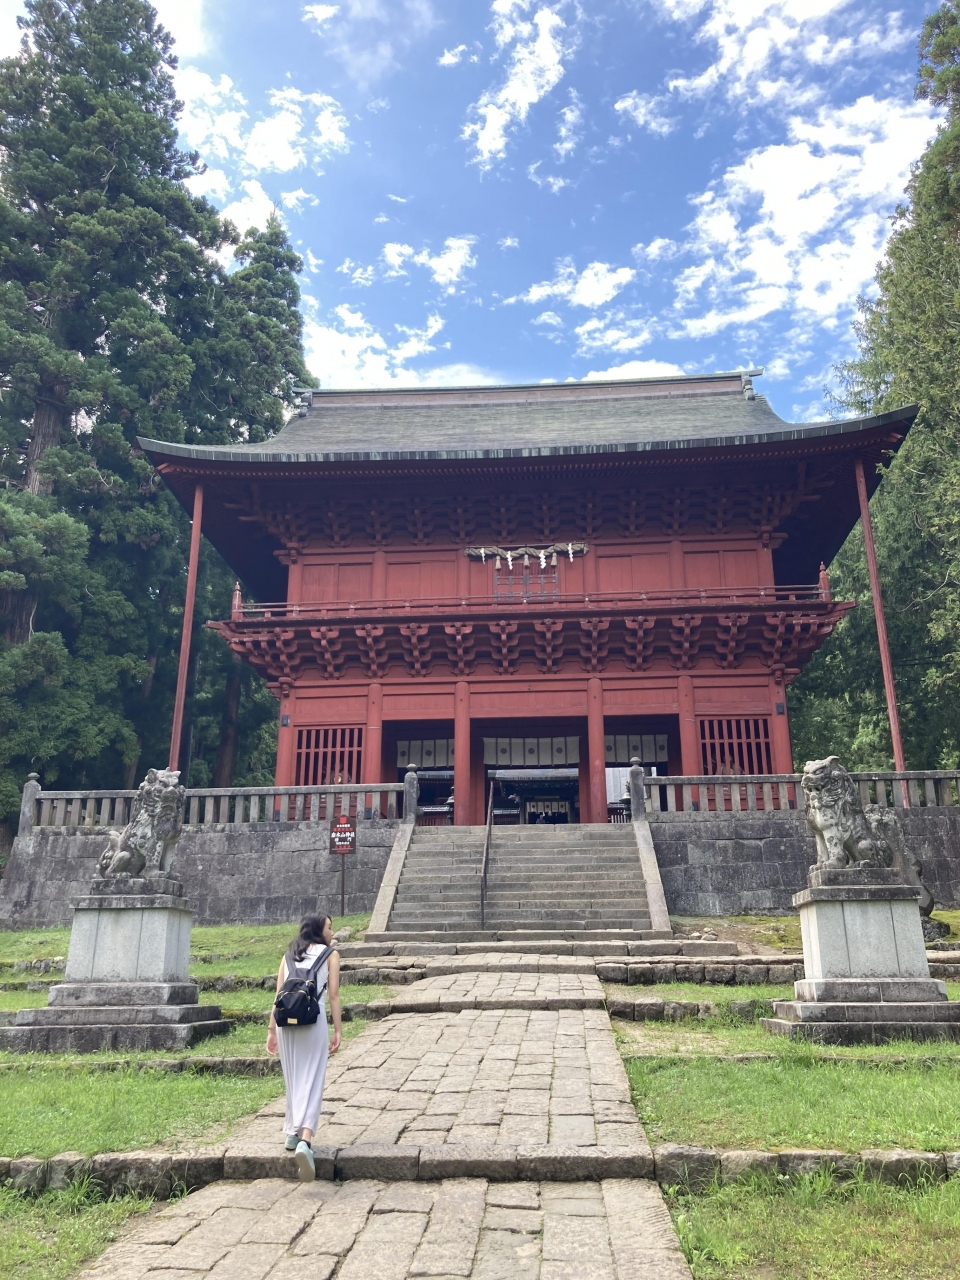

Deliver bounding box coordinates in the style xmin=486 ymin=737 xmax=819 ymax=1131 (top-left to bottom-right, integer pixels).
xmin=0 ymin=1 xmax=943 ymax=421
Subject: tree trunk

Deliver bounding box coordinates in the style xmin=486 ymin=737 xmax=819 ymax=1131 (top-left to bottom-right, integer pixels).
xmin=0 ymin=588 xmax=38 ymax=645
xmin=24 ymin=386 xmax=68 ymax=496
xmin=213 ymin=659 xmax=242 ymax=787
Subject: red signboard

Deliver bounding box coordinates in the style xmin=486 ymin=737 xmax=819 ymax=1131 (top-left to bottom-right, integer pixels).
xmin=329 ymin=816 xmax=356 ymax=855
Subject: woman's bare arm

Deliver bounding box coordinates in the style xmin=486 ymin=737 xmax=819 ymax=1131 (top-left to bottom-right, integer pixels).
xmin=265 ymin=957 xmax=284 ymax=1055
xmin=327 ymin=950 xmax=342 ymax=1052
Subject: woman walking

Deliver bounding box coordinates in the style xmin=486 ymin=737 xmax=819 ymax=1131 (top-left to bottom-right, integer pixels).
xmin=266 ymin=914 xmax=342 ymax=1181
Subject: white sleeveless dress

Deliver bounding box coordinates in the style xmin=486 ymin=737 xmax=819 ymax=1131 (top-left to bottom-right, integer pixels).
xmin=276 ymin=943 xmax=330 ymax=1136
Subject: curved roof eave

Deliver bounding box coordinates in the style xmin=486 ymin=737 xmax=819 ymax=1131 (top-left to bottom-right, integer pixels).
xmin=137 ymin=404 xmax=918 ymax=468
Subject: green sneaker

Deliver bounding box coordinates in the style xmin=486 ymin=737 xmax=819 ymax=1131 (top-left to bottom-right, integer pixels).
xmin=284 ymin=1133 xmax=298 ymax=1151
xmin=295 ymin=1140 xmax=315 ymax=1182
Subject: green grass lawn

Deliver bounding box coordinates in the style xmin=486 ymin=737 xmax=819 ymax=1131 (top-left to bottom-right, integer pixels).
xmin=669 ymin=1171 xmax=960 ymax=1279
xmin=626 ymin=1052 xmax=960 ymax=1151
xmin=0 ymin=1183 xmax=152 ymax=1280
xmin=0 ymin=914 xmax=372 ymax=976
xmin=0 ymin=1068 xmax=285 ymax=1159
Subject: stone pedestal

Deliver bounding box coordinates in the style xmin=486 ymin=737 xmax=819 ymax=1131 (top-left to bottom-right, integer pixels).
xmin=0 ymin=876 xmax=230 ymax=1054
xmin=762 ymin=869 xmax=960 ymax=1044
xmin=65 ymin=877 xmax=192 ymax=983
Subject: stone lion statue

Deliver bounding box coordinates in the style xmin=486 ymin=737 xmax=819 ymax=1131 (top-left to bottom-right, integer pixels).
xmin=801 ymin=756 xmax=892 ymax=870
xmin=97 ymin=768 xmax=185 ymax=878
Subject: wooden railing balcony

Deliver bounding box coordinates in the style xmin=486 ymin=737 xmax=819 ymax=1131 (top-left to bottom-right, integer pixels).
xmin=230 ymin=583 xmax=836 ymax=625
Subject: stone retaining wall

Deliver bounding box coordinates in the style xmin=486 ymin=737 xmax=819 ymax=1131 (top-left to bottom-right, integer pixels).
xmin=650 ymin=808 xmax=960 ymax=916
xmin=2 ymin=805 xmax=958 ymax=927
xmin=0 ymin=819 xmax=400 ymax=928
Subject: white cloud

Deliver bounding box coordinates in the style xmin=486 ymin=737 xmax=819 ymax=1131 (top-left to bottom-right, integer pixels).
xmin=303 ymin=303 xmax=499 ymax=387
xmin=554 ymin=88 xmax=583 ymax=160
xmin=614 ymin=90 xmax=674 ymax=136
xmin=673 ymin=94 xmax=938 ymax=337
xmin=381 ymin=237 xmax=478 ymax=292
xmin=220 ymin=179 xmax=277 ymax=234
xmin=303 ymin=3 xmax=340 ymax=24
xmin=387 ymin=193 xmax=408 ymax=202
xmin=281 ymin=188 xmax=319 ymax=210
xmin=176 ymin=69 xmax=248 ymax=162
xmin=583 ymin=359 xmax=686 ymax=381
xmin=302 ymin=0 xmax=438 ymax=88
xmin=305 ymin=250 xmax=324 ymax=272
xmin=499 ymin=236 xmax=520 ymax=249
xmin=527 ymin=161 xmax=568 ymax=193
xmin=0 ymin=0 xmax=25 ymax=58
xmin=658 ymin=1 xmax=913 ymax=108
xmin=573 ymin=311 xmax=653 ymax=356
xmin=153 ymin=0 xmax=213 ymax=59
xmin=533 ymin=311 xmax=563 ymax=326
xmin=374 ymin=213 xmax=390 ymax=223
xmin=185 ymin=167 xmax=232 ymax=203
xmin=367 ymin=97 xmax=391 ymax=112
xmin=633 ymin=237 xmax=679 ymax=262
xmin=337 ymin=258 xmax=376 ymax=286
xmin=516 ymin=258 xmax=636 ymax=309
xmin=243 ymin=87 xmax=350 ymax=172
xmin=439 ymin=43 xmax=468 ymax=66
xmin=463 ymin=4 xmax=569 ymax=168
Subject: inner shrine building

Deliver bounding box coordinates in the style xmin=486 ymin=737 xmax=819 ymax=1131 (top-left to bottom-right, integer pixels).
xmin=140 ymin=370 xmax=915 ymax=825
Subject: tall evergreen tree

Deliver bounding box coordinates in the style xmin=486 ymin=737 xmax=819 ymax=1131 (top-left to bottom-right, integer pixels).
xmin=0 ymin=1 xmax=312 ymax=824
xmin=789 ymin=1 xmax=960 ymax=770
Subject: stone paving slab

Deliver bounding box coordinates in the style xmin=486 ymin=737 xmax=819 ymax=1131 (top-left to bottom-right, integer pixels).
xmin=383 ymin=971 xmax=605 ymax=1012
xmin=79 ymin=1177 xmax=693 ymax=1279
xmin=221 ymin=1009 xmax=647 ymax=1170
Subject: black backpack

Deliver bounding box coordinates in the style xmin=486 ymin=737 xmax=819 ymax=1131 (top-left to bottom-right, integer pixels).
xmin=274 ymin=945 xmax=334 ymax=1027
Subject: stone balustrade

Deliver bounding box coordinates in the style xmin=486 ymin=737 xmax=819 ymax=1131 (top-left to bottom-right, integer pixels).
xmin=23 ymin=782 xmax=405 ymax=831
xmin=640 ymin=771 xmax=960 ymax=815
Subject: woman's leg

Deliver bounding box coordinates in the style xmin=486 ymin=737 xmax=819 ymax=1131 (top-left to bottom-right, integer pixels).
xmin=301 ymin=1127 xmax=314 ymax=1142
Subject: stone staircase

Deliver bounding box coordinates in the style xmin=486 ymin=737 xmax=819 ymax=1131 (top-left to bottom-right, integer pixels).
xmin=387 ymin=823 xmax=654 ymax=935
xmin=387 ymin=826 xmax=486 ymax=932
xmin=484 ymin=825 xmax=651 ymax=931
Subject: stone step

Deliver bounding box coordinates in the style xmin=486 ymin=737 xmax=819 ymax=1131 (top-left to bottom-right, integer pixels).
xmin=48 ymin=982 xmax=200 ymax=1007
xmin=770 ymin=999 xmax=960 ymax=1024
xmin=15 ymin=1003 xmax=225 ymax=1027
xmin=371 ymin=929 xmax=673 ymax=943
xmin=761 ymin=1017 xmax=960 ymax=1045
xmin=0 ymin=1019 xmax=233 ymax=1054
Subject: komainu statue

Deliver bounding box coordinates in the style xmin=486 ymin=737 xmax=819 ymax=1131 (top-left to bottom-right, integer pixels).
xmin=97 ymin=768 xmax=185 ymax=879
xmin=867 ymin=806 xmax=949 ymax=941
xmin=801 ymin=756 xmax=892 ymax=870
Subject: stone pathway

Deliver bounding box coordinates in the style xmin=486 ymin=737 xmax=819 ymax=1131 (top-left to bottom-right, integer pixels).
xmin=215 ymin=1008 xmax=650 ymax=1181
xmin=376 ymin=971 xmax=605 ymax=1013
xmin=82 ymin=1175 xmax=692 ymax=1280
xmin=78 ymin=963 xmax=694 ymax=1278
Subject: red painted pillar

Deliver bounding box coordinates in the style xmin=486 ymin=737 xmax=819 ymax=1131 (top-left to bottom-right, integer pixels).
xmin=275 ymin=685 xmax=295 ymax=790
xmin=587 ymin=677 xmax=607 ymax=823
xmin=169 ymin=482 xmax=203 ymax=772
xmin=363 ymin=683 xmax=383 ymax=783
xmin=768 ymin=675 xmax=794 ymax=774
xmin=454 ymin=680 xmax=471 ymax=826
xmin=855 ymin=458 xmax=907 ymax=773
xmin=677 ymin=674 xmax=699 ymax=776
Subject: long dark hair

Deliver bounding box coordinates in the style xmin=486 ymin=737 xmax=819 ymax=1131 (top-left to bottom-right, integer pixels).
xmin=291 ymin=914 xmax=331 ymax=962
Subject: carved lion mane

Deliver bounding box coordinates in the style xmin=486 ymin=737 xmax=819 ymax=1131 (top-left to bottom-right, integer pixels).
xmin=801 ymin=756 xmax=891 ymax=870
xmin=97 ymin=768 xmax=185 ymax=879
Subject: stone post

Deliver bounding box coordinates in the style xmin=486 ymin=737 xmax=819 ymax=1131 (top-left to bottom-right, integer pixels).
xmin=18 ymin=773 xmax=41 ymax=837
xmin=628 ymin=758 xmax=646 ymax=820
xmin=403 ymin=767 xmax=419 ymax=825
